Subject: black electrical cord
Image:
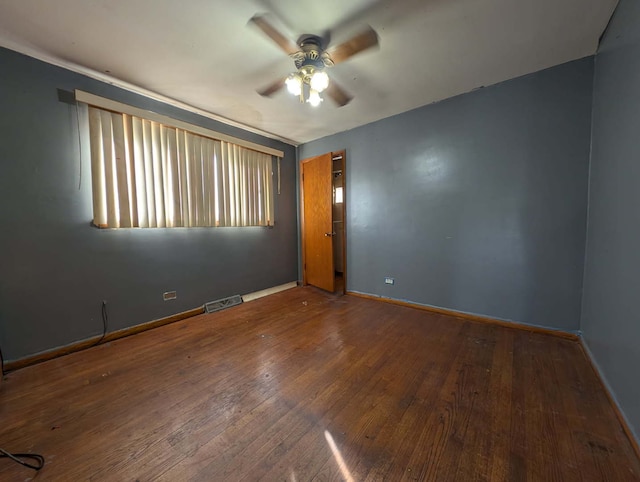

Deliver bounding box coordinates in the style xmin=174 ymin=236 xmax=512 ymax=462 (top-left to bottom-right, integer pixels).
xmin=0 ymin=448 xmax=44 ymax=471
xmin=0 ymin=349 xmax=45 ymax=471
xmin=93 ymin=300 xmax=108 ymax=347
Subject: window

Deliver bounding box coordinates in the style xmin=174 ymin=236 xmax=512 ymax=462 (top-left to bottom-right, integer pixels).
xmin=87 ymin=105 xmax=275 ymax=228
xmin=334 ymin=186 xmax=344 ymax=204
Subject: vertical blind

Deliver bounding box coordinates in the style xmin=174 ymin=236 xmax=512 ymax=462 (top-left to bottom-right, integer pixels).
xmin=88 ymin=107 xmax=274 ymax=228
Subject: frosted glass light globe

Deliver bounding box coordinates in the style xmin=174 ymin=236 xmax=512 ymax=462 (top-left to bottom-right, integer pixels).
xmin=309 ymin=71 xmax=329 ymax=92
xmin=285 ymin=75 xmax=302 ymax=96
xmin=307 ymin=89 xmax=323 ymax=107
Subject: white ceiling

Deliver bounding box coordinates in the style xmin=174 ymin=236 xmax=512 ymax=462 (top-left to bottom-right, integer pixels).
xmin=0 ymin=0 xmax=617 ymax=145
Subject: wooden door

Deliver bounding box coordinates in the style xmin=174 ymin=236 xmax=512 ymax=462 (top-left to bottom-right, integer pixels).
xmin=301 ymin=153 xmax=334 ymax=292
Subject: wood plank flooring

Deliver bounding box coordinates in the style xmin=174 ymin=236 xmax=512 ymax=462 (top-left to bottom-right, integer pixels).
xmin=1 ymin=287 xmax=638 ymax=481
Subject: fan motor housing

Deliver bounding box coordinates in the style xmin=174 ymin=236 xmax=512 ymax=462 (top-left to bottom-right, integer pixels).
xmin=293 ymin=35 xmax=326 ymax=69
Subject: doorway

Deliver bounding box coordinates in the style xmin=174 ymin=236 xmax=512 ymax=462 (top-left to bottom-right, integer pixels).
xmin=300 ymin=150 xmax=346 ymax=294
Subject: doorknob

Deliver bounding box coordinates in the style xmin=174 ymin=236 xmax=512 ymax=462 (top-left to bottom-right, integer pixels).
xmin=324 ymin=232 xmax=336 ymax=237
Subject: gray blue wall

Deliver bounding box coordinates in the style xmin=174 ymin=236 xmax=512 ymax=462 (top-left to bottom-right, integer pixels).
xmin=581 ymin=0 xmax=640 ymax=441
xmin=0 ymin=47 xmax=298 ymax=363
xmin=301 ymin=58 xmax=594 ymax=332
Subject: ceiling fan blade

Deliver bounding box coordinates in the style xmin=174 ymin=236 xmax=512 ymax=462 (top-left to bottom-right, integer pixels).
xmin=325 ymin=81 xmax=353 ymax=107
xmin=257 ymin=77 xmax=287 ymax=97
xmin=249 ymin=14 xmax=300 ymax=55
xmin=326 ymin=26 xmax=379 ymax=65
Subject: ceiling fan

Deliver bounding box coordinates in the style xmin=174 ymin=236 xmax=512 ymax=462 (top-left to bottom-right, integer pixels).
xmin=250 ymin=14 xmax=379 ymax=107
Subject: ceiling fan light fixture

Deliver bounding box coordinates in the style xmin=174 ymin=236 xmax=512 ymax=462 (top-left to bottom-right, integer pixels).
xmin=309 ymin=70 xmax=329 ymax=93
xmin=250 ymin=15 xmax=379 ymax=107
xmin=307 ymin=89 xmax=323 ymax=107
xmin=285 ymin=73 xmax=303 ymax=96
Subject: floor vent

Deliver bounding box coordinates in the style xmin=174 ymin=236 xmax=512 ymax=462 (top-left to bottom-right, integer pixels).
xmin=204 ymin=295 xmax=243 ymax=313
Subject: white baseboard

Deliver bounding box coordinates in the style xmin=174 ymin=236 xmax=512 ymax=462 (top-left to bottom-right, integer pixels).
xmin=241 ymin=281 xmax=298 ymax=303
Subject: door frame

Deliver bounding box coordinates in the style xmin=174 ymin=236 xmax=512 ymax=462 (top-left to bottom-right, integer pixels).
xmin=300 ymin=150 xmax=347 ymax=294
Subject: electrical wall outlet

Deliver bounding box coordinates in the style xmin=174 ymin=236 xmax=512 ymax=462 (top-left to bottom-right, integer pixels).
xmin=163 ymin=291 xmax=177 ymax=301
xmin=384 ymin=277 xmax=395 ymax=285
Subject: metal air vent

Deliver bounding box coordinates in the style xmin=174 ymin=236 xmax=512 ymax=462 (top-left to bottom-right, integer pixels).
xmin=204 ymin=295 xmax=243 ymax=313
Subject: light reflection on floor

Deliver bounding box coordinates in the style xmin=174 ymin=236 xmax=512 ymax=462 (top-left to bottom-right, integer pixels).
xmin=287 ymin=430 xmax=354 ymax=481
xmin=324 ymin=429 xmax=355 ymax=482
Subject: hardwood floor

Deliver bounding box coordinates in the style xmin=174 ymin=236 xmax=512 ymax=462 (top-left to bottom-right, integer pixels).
xmin=1 ymin=287 xmax=638 ymax=481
